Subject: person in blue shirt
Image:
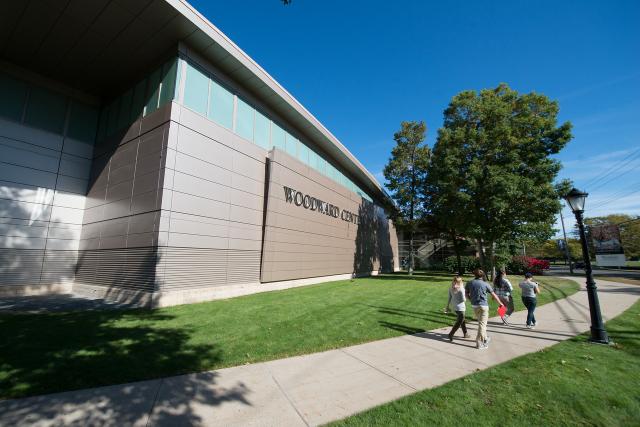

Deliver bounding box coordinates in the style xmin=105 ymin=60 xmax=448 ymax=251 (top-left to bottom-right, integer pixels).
xmin=466 ymin=269 xmax=504 ymax=350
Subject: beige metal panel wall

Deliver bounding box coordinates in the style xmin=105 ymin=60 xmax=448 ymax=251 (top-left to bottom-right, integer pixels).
xmin=261 ymin=149 xmax=396 ymax=283
xmin=0 ymin=113 xmax=91 ymax=290
xmin=75 ymin=105 xmax=174 ymax=293
xmin=154 ymin=105 xmax=265 ymax=290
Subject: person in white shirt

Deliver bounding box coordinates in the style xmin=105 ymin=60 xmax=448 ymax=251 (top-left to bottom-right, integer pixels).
xmin=445 ymin=276 xmax=470 ymax=341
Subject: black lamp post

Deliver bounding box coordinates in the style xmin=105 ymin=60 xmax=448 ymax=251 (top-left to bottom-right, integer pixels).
xmin=563 ymin=188 xmax=609 ymax=344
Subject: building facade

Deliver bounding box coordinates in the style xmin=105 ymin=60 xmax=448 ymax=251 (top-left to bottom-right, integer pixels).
xmin=0 ymin=0 xmax=399 ymax=307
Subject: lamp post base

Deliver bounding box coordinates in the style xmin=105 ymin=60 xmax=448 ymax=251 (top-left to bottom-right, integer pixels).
xmin=589 ymin=327 xmax=610 ymax=345
xmin=588 ymin=338 xmax=612 ymax=345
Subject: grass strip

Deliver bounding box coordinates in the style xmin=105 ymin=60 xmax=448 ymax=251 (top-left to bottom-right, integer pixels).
xmin=0 ymin=273 xmax=577 ymax=399
xmin=331 ymin=297 xmax=640 ymax=426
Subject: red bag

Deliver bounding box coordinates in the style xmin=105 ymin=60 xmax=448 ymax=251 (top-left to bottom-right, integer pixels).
xmin=498 ymin=305 xmax=507 ymax=317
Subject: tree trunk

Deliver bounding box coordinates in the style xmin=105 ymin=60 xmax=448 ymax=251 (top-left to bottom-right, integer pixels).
xmin=488 ymin=240 xmax=496 ymax=281
xmin=409 ymin=231 xmax=414 ymax=275
xmin=451 ymin=231 xmax=462 ymax=275
xmin=477 ymin=238 xmax=487 ymax=274
xmin=408 ymin=150 xmax=416 ymax=276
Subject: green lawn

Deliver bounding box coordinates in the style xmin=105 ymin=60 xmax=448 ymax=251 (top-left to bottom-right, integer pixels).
xmin=0 ymin=273 xmax=577 ymax=399
xmin=331 ymin=298 xmax=640 ymax=427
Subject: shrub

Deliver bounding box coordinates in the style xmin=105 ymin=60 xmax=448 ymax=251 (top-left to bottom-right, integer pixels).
xmin=424 ymin=261 xmax=445 ymax=271
xmin=443 ymin=256 xmax=481 ymax=273
xmin=508 ymin=256 xmax=550 ymax=275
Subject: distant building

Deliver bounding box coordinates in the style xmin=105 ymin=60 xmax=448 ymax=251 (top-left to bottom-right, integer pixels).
xmin=0 ymin=0 xmax=399 ymax=306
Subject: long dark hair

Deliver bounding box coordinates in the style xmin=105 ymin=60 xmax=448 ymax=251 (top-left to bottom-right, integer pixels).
xmin=493 ymin=270 xmax=504 ymax=288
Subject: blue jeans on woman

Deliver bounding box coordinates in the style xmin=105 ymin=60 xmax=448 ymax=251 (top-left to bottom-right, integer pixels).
xmin=522 ymin=296 xmax=537 ymax=326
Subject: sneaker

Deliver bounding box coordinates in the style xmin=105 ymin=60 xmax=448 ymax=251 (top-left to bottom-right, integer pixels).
xmin=477 ymin=343 xmax=488 ymax=350
xmin=526 ymin=325 xmax=532 ymax=329
xmin=447 ymin=334 xmax=453 ymax=342
xmin=502 ymin=317 xmax=510 ymax=326
xmin=532 ymin=321 xmax=537 ymax=327
xmin=484 ymin=337 xmax=492 ymax=345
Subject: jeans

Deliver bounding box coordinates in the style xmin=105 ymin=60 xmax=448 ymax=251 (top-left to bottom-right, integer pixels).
xmin=473 ymin=305 xmax=489 ymax=344
xmin=522 ymin=296 xmax=537 ymax=326
xmin=498 ymin=295 xmax=515 ymax=316
xmin=449 ymin=311 xmax=468 ymax=337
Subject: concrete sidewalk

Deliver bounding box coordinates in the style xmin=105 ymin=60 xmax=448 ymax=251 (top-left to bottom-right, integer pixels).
xmin=1 ymin=277 xmax=638 ymax=427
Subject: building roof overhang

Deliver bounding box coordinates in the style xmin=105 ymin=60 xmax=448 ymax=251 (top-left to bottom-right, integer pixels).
xmin=0 ymin=0 xmax=391 ymax=205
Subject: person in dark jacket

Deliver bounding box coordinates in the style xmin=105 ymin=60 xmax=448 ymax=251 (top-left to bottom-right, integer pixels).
xmin=494 ymin=270 xmax=515 ymax=325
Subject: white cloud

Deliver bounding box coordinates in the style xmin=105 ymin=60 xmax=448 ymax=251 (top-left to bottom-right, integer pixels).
xmin=561 ymin=148 xmax=635 ymax=167
xmin=557 ymin=146 xmax=640 ymax=185
xmin=557 ymin=72 xmax=640 ymax=102
xmin=587 ymin=193 xmax=640 ymax=215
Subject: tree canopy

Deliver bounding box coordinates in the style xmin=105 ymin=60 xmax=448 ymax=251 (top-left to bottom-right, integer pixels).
xmin=383 ymin=121 xmax=431 ymax=273
xmin=426 ymin=83 xmax=573 ymax=273
xmin=526 ymin=238 xmax=582 ymax=260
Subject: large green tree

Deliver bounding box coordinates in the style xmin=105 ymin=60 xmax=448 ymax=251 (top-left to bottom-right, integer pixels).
xmin=384 ymin=121 xmax=431 ymax=274
xmin=427 ymin=83 xmax=572 ymax=275
xmin=526 ymin=239 xmax=582 ymax=261
xmin=424 ymin=130 xmax=472 ymax=274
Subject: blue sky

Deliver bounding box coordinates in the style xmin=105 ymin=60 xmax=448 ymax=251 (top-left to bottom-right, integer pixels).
xmin=191 ymin=0 xmax=640 ymax=231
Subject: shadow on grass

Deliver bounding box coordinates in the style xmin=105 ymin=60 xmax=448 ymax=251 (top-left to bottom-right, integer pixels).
xmin=365 ymin=274 xmax=450 ymax=283
xmin=0 ymin=310 xmax=249 ymax=425
xmin=539 ymin=281 xmax=571 ymax=300
xmin=378 ymin=321 xmax=425 ymax=335
xmin=366 ymin=305 xmax=454 ymax=325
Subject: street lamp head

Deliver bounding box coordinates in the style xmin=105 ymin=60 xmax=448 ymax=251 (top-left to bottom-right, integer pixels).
xmin=564 ymin=187 xmax=588 ymax=213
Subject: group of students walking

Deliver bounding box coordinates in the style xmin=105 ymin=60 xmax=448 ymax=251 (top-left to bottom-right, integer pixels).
xmin=445 ymin=268 xmax=540 ymax=350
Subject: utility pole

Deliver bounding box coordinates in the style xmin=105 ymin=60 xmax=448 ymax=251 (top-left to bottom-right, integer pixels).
xmin=560 ymin=207 xmax=574 ymax=274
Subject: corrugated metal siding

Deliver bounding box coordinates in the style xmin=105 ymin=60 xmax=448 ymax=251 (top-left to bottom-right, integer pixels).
xmin=75 ymin=247 xmax=158 ymax=292
xmin=0 ymin=248 xmax=46 ymax=286
xmin=40 ymin=250 xmax=78 ymax=284
xmin=0 ymin=249 xmax=77 ymax=287
xmin=157 ymin=247 xmax=260 ymax=290
xmin=226 ymin=249 xmax=261 ymax=284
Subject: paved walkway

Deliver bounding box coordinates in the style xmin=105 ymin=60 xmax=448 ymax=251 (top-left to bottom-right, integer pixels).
xmin=0 ymin=294 xmax=135 ymax=313
xmin=1 ymin=277 xmax=638 ymax=427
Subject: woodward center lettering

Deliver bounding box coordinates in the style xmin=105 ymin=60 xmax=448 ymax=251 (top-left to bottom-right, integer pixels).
xmin=283 ymin=186 xmax=360 ymax=224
